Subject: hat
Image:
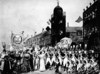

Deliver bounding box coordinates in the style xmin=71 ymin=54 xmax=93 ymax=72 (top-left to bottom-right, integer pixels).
xmin=9 ymin=46 xmax=14 ymax=51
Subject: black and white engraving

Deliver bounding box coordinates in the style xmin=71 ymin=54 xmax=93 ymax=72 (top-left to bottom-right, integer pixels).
xmin=0 ymin=0 xmax=100 ymax=74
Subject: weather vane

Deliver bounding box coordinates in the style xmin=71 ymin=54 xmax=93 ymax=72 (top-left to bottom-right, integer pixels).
xmin=57 ymin=0 xmax=59 ymax=6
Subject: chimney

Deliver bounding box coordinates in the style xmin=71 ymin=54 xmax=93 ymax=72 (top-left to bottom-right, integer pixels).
xmin=42 ymin=28 xmax=44 ymax=32
xmin=90 ymin=3 xmax=92 ymax=6
xmin=67 ymin=22 xmax=69 ymax=27
xmin=86 ymin=6 xmax=88 ymax=9
xmin=34 ymin=32 xmax=37 ymax=36
xmin=93 ymin=0 xmax=96 ymax=2
xmin=83 ymin=9 xmax=85 ymax=11
xmin=22 ymin=31 xmax=24 ymax=34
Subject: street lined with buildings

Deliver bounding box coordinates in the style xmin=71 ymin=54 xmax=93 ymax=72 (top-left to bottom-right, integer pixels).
xmin=0 ymin=0 xmax=100 ymax=74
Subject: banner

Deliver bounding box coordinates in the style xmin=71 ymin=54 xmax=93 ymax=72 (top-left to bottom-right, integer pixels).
xmin=10 ymin=31 xmax=27 ymax=51
xmin=57 ymin=37 xmax=72 ymax=49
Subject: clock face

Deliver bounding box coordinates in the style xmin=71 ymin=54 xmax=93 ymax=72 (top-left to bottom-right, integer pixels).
xmin=59 ymin=20 xmax=62 ymax=23
xmin=13 ymin=35 xmax=22 ymax=44
xmin=60 ymin=30 xmax=63 ymax=35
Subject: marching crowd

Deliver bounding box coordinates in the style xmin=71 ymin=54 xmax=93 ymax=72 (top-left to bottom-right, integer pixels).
xmin=0 ymin=44 xmax=100 ymax=74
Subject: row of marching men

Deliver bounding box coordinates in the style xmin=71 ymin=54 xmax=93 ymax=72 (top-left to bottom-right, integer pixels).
xmin=34 ymin=48 xmax=100 ymax=74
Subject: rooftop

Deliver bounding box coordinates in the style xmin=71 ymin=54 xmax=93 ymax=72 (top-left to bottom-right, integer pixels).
xmin=66 ymin=27 xmax=83 ymax=32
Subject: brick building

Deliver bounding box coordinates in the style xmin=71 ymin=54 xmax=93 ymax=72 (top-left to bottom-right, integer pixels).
xmin=25 ymin=30 xmax=51 ymax=47
xmin=25 ymin=26 xmax=82 ymax=47
xmin=83 ymin=0 xmax=100 ymax=50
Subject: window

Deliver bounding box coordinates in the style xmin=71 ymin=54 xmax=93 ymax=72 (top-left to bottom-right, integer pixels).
xmin=59 ymin=20 xmax=62 ymax=24
xmin=92 ymin=11 xmax=95 ymax=18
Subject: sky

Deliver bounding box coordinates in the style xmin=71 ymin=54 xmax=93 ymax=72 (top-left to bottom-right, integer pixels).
xmin=0 ymin=0 xmax=93 ymax=49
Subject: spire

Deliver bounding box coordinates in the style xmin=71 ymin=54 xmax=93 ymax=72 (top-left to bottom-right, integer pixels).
xmin=57 ymin=0 xmax=59 ymax=6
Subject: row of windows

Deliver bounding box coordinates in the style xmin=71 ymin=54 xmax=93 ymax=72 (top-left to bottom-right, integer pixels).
xmin=26 ymin=31 xmax=82 ymax=46
xmin=31 ymin=36 xmax=51 ymax=45
xmin=70 ymin=31 xmax=82 ymax=36
xmin=84 ymin=11 xmax=97 ymax=20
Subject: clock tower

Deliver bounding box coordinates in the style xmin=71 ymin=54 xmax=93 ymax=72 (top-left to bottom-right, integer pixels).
xmin=50 ymin=1 xmax=66 ymax=46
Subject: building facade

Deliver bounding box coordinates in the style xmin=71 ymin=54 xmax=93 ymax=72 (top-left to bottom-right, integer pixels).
xmin=83 ymin=0 xmax=100 ymax=50
xmin=25 ymin=27 xmax=82 ymax=47
xmin=25 ymin=31 xmax=51 ymax=47
xmin=66 ymin=26 xmax=83 ymax=44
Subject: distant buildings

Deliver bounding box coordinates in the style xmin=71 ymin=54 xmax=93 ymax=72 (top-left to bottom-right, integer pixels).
xmin=66 ymin=25 xmax=83 ymax=44
xmin=83 ymin=0 xmax=100 ymax=50
xmin=25 ymin=30 xmax=51 ymax=47
xmin=25 ymin=26 xmax=83 ymax=47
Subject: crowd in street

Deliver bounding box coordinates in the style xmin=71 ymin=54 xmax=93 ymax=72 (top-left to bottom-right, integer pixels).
xmin=0 ymin=44 xmax=100 ymax=74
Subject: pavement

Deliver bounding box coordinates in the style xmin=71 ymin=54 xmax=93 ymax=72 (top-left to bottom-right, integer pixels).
xmin=21 ymin=70 xmax=55 ymax=74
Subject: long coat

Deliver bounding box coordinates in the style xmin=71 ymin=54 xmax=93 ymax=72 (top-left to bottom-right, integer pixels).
xmin=2 ymin=56 xmax=11 ymax=74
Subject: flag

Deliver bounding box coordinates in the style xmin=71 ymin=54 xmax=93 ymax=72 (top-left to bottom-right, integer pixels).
xmin=47 ymin=21 xmax=50 ymax=25
xmin=47 ymin=19 xmax=51 ymax=25
xmin=21 ymin=31 xmax=24 ymax=34
xmin=75 ymin=16 xmax=83 ymax=23
xmin=34 ymin=32 xmax=37 ymax=36
xmin=42 ymin=28 xmax=44 ymax=32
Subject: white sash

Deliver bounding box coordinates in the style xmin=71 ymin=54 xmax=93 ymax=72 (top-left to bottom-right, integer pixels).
xmin=63 ymin=57 xmax=68 ymax=66
xmin=0 ymin=60 xmax=4 ymax=70
xmin=46 ymin=57 xmax=52 ymax=65
xmin=77 ymin=60 xmax=83 ymax=71
xmin=58 ymin=56 xmax=62 ymax=65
